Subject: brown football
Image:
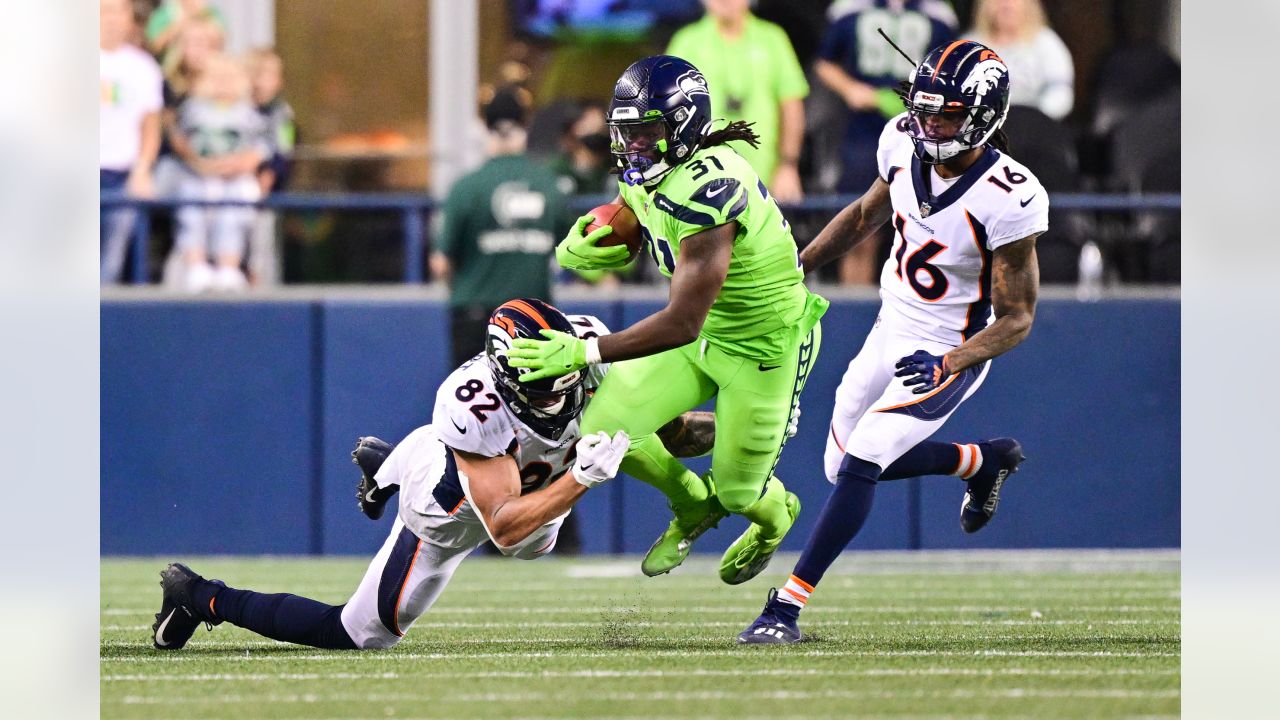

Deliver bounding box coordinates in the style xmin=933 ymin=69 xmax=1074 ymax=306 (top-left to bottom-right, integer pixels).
xmin=585 ymin=202 xmax=643 ymax=263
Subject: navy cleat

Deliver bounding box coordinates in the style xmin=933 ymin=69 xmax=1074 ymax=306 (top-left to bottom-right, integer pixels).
xmin=737 ymin=588 xmax=803 ymax=644
xmin=960 ymin=438 xmax=1025 ymax=533
xmin=353 ymin=436 xmax=397 ymax=520
xmin=152 ymin=563 xmax=221 ymax=650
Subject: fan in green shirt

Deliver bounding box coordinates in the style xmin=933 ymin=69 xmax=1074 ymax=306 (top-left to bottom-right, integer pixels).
xmin=667 ymin=3 xmax=809 ymax=200
xmin=508 ymin=55 xmax=828 ymax=586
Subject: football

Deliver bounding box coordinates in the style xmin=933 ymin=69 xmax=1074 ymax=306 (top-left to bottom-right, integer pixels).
xmin=585 ymin=202 xmax=643 ymax=263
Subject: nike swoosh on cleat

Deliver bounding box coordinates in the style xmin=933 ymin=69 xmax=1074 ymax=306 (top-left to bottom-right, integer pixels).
xmin=1020 ymin=195 xmax=1035 ymax=207
xmin=364 ymin=486 xmax=381 ymax=503
xmin=154 ymin=609 xmax=177 ymax=646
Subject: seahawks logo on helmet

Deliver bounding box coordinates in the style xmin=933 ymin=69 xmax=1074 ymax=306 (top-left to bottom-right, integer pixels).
xmin=676 ymin=69 xmax=709 ymax=98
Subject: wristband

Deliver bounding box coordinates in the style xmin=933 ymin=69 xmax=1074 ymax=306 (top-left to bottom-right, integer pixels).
xmin=584 ymin=337 xmax=602 ymax=365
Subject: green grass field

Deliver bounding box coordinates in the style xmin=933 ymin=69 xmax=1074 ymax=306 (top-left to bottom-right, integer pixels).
xmin=101 ymin=550 xmax=1179 ymax=719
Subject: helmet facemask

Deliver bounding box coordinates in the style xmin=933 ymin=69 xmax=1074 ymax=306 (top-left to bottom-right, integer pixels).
xmin=906 ymin=90 xmax=1002 ymax=164
xmin=484 ymin=316 xmax=586 ymax=440
xmin=609 ymin=115 xmax=674 ymax=187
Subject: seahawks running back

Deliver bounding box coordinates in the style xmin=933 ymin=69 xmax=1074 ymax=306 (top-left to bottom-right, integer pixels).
xmin=508 ymin=55 xmax=828 ymax=586
xmin=740 ymin=40 xmax=1042 ymax=644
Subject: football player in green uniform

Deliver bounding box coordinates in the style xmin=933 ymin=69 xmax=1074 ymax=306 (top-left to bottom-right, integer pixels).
xmin=508 ymin=55 xmax=828 ymax=584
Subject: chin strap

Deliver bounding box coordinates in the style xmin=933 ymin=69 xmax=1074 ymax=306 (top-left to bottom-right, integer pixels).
xmin=622 ymin=160 xmax=673 ymax=187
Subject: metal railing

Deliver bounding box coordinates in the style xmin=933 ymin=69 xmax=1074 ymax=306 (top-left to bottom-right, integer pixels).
xmin=100 ymin=191 xmax=1181 ymax=285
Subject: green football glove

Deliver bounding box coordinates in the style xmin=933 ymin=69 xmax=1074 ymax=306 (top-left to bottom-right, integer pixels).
xmin=506 ymin=329 xmax=589 ymax=383
xmin=556 ymin=214 xmax=632 ymax=271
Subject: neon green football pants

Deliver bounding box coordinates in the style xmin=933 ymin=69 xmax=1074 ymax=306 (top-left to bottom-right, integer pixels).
xmin=581 ymin=305 xmax=823 ymax=534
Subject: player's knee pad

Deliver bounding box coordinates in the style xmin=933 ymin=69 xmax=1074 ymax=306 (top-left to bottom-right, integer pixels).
xmin=836 ymin=454 xmax=882 ymax=486
xmin=717 ymin=485 xmax=764 ymax=514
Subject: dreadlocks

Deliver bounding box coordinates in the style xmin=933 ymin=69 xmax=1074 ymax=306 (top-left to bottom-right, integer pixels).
xmin=703 ymin=120 xmax=761 ymax=151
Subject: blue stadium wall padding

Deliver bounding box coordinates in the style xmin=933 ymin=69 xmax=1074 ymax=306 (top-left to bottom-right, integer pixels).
xmin=317 ymin=300 xmax=453 ymax=555
xmin=101 ymin=297 xmax=1180 ymax=555
xmin=101 ymin=302 xmax=316 ymax=554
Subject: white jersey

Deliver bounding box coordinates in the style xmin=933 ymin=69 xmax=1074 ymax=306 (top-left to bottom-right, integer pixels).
xmin=430 ymin=314 xmax=611 ymax=495
xmin=100 ymin=44 xmax=163 ymax=171
xmin=875 ymin=113 xmax=1049 ymax=345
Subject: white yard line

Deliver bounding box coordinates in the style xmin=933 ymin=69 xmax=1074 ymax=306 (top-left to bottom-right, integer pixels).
xmin=107 ymin=687 xmax=1179 ymax=704
xmin=102 ymin=617 xmax=1176 ymax=632
xmin=104 ymin=666 xmax=1181 ymax=682
xmin=101 ymin=648 xmax=1180 ymax=663
xmin=101 ymin=604 xmax=1179 ymax=616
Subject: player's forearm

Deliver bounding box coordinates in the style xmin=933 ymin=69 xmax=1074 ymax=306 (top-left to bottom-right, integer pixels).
xmin=597 ymin=306 xmax=703 ymax=362
xmin=815 ymin=60 xmax=858 ymax=103
xmin=487 ymin=476 xmax=586 ymax=548
xmin=657 ymin=411 xmax=716 ymax=458
xmin=945 ymin=237 xmax=1039 ymax=372
xmin=801 ymin=199 xmax=874 ymax=274
xmin=943 ymin=311 xmax=1034 ymax=373
xmin=134 ymin=112 xmax=162 ymax=173
xmin=777 ymin=99 xmax=804 ymax=166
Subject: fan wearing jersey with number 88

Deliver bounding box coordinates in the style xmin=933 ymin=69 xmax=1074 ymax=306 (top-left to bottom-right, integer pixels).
xmin=739 ymin=39 xmax=1047 ymax=644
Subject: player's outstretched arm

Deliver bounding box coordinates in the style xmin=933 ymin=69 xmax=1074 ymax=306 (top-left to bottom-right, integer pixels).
xmin=799 ymin=177 xmax=892 ymax=275
xmin=595 ymin=221 xmax=735 ymax=362
xmin=507 ymin=222 xmax=735 ymax=382
xmin=455 ymin=432 xmax=629 ymax=551
xmin=944 ymin=234 xmax=1040 ymax=373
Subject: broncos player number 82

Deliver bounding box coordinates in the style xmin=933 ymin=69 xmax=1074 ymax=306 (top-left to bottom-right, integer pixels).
xmin=152 ymin=299 xmax=663 ymax=652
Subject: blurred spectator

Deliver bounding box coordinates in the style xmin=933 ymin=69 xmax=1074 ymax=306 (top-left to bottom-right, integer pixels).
xmin=159 ymin=14 xmax=224 ymax=107
xmin=964 ymin=0 xmax=1074 ymax=120
xmin=549 ymin=102 xmax=612 ymax=197
xmin=168 ymin=54 xmax=268 ymax=292
xmin=814 ymin=0 xmax=955 ymax=284
xmin=146 ymin=0 xmax=227 ymax=78
xmin=100 ymin=0 xmax=163 ymax=284
xmin=667 ymin=0 xmax=808 ymax=203
xmin=816 ymin=0 xmax=956 ymax=193
xmin=245 ymin=48 xmax=295 ymax=195
xmin=429 ymin=88 xmax=567 ymax=368
xmin=245 ymin=47 xmax=296 ymax=286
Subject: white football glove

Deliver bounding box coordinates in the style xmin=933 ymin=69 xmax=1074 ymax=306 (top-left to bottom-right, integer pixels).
xmin=572 ymin=430 xmax=630 ymax=488
xmin=787 ymin=405 xmax=801 ymax=439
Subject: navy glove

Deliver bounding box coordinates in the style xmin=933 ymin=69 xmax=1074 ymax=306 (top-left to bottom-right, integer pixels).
xmin=894 ymin=350 xmax=950 ymax=394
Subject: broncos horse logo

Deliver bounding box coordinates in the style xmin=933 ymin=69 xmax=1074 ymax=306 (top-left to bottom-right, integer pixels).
xmin=961 ymin=59 xmax=1007 ymax=104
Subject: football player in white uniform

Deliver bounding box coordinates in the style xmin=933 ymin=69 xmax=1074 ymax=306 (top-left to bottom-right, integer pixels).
xmin=740 ymin=40 xmax=1046 ymax=643
xmin=151 ymin=299 xmax=712 ymax=651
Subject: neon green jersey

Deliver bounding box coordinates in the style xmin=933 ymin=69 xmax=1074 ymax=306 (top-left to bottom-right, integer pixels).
xmin=618 ymin=144 xmax=824 ymax=362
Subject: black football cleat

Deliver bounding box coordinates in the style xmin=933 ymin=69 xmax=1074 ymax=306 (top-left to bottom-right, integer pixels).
xmin=152 ymin=563 xmax=221 ymax=650
xmin=737 ymin=588 xmax=803 ymax=644
xmin=960 ymin=438 xmax=1026 ymax=533
xmin=353 ymin=436 xmax=398 ymax=520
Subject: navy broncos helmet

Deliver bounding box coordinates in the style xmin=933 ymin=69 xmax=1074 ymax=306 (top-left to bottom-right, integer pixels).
xmin=485 ymin=298 xmax=586 ymax=440
xmin=608 ymin=55 xmax=713 ymax=187
xmin=904 ymin=40 xmax=1011 ymax=164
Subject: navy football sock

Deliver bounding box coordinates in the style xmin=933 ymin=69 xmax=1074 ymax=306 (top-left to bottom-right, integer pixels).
xmin=200 ymin=584 xmax=359 ymax=650
xmin=880 ymin=441 xmax=962 ymax=480
xmin=786 ymin=455 xmax=881 ymax=599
